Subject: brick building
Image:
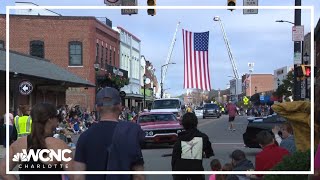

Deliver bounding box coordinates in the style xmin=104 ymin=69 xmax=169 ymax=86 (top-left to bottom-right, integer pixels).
xmin=241 ymin=74 xmax=274 ymax=97
xmin=0 ymin=14 xmax=127 ymax=111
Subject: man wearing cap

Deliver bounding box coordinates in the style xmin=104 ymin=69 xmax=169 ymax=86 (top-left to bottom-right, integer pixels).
xmin=73 ymin=87 xmax=145 ymax=180
xmin=226 ymin=149 xmax=254 ymax=180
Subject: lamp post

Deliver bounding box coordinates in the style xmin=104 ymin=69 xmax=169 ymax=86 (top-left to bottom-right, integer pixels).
xmin=161 ymin=62 xmax=176 ymax=98
xmin=93 ymin=62 xmax=100 ymax=121
xmin=143 ymin=74 xmax=147 ymax=109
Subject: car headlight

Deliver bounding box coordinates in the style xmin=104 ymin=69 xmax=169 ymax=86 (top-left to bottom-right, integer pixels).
xmin=177 ymin=129 xmax=182 ymax=134
xmin=145 ymin=131 xmax=154 ymax=136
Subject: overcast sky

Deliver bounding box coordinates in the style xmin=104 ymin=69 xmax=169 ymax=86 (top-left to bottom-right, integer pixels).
xmin=2 ymin=0 xmax=320 ymax=96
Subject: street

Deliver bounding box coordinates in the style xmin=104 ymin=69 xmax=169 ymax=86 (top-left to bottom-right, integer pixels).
xmin=142 ymin=115 xmax=260 ymax=180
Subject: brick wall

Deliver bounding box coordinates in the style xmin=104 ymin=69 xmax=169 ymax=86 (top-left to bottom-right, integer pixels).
xmin=246 ymin=74 xmax=274 ymax=96
xmin=0 ymin=15 xmax=120 ymax=111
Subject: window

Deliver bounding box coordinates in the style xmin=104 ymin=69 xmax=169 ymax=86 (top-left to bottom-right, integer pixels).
xmin=30 ymin=40 xmax=44 ymax=58
xmin=101 ymin=45 xmax=104 ymax=68
xmin=109 ymin=48 xmax=112 ymax=65
xmin=105 ymin=47 xmax=108 ymax=67
xmin=69 ymin=41 xmax=83 ymax=66
xmin=113 ymin=50 xmax=116 ymax=67
xmin=0 ymin=40 xmax=4 ymax=49
xmin=96 ymin=43 xmax=99 ymax=63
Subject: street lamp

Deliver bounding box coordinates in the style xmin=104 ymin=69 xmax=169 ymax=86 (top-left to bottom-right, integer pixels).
xmin=161 ymin=62 xmax=176 ymax=98
xmin=303 ymin=52 xmax=310 ymax=64
xmin=275 ymin=20 xmax=295 ymax=25
xmin=143 ymin=74 xmax=147 ymax=109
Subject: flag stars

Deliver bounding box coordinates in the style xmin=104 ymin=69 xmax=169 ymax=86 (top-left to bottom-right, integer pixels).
xmin=194 ymin=32 xmax=209 ymax=51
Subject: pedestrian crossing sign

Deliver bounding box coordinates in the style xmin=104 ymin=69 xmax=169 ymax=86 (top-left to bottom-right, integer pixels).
xmin=243 ymin=96 xmax=249 ymax=105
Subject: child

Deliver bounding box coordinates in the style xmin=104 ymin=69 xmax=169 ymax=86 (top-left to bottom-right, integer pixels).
xmin=209 ymin=159 xmax=222 ymax=180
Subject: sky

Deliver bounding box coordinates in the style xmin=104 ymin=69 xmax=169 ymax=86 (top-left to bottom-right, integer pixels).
xmin=1 ymin=0 xmax=320 ymax=96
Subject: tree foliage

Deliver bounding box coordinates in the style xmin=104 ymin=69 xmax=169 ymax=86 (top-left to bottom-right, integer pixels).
xmin=275 ymin=70 xmax=294 ymax=100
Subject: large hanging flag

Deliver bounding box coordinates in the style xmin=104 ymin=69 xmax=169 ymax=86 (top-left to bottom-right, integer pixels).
xmin=183 ymin=29 xmax=211 ymax=91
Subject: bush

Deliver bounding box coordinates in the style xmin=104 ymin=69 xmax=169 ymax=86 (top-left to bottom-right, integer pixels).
xmin=264 ymin=150 xmax=310 ymax=180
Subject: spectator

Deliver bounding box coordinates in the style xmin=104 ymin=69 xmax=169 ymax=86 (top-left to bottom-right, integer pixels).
xmin=73 ymin=87 xmax=145 ymax=180
xmin=209 ymin=159 xmax=222 ymax=180
xmin=171 ymin=112 xmax=214 ymax=180
xmin=0 ymin=103 xmax=73 ymax=180
xmin=1 ymin=113 xmax=15 ymax=147
xmin=226 ymin=149 xmax=254 ymax=180
xmin=15 ymin=105 xmax=32 ymax=139
xmin=69 ymin=114 xmax=81 ymax=134
xmin=255 ymin=130 xmax=289 ymax=172
xmin=272 ymin=122 xmax=296 ymax=154
xmin=227 ymin=101 xmax=237 ymax=131
xmin=219 ymin=163 xmax=233 ymax=180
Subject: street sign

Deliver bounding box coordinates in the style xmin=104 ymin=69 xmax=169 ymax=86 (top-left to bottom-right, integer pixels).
xmin=104 ymin=0 xmax=121 ymax=6
xmin=119 ymin=91 xmax=126 ymax=98
xmin=294 ymin=52 xmax=302 ymax=65
xmin=259 ymin=95 xmax=264 ymax=101
xmin=121 ymin=0 xmax=138 ymax=15
xmin=243 ymin=0 xmax=258 ymax=14
xmin=292 ymin=26 xmax=304 ymax=42
xmin=243 ymin=96 xmax=249 ymax=104
xmin=19 ymin=80 xmax=33 ymax=95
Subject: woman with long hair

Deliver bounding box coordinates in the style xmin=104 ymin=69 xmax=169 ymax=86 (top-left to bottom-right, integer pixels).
xmin=0 ymin=103 xmax=74 ymax=180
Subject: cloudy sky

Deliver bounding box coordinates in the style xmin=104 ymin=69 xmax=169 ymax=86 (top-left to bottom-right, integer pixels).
xmin=2 ymin=0 xmax=320 ymax=96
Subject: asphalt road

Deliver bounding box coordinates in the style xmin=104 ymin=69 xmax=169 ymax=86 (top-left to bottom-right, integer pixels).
xmin=143 ymin=114 xmax=261 ymax=180
xmin=68 ymin=115 xmax=261 ymax=180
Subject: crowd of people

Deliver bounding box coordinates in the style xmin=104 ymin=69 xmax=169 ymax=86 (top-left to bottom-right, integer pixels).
xmin=0 ymin=87 xmax=318 ymax=180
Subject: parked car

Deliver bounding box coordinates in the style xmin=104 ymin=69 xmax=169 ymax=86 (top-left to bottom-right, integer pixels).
xmin=135 ymin=112 xmax=184 ymax=146
xmin=242 ymin=114 xmax=287 ymax=148
xmin=203 ymin=103 xmax=221 ymax=119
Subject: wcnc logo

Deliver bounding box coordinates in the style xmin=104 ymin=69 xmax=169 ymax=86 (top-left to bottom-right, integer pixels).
xmin=13 ymin=149 xmax=72 ymax=162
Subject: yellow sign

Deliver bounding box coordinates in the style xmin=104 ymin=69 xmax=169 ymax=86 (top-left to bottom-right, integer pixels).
xmin=243 ymin=96 xmax=249 ymax=104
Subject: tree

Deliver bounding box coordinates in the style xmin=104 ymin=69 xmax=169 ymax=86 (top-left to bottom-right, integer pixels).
xmin=275 ymin=70 xmax=294 ymax=101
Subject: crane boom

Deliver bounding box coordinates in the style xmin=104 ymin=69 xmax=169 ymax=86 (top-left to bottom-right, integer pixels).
xmin=162 ymin=22 xmax=181 ymax=85
xmin=216 ymin=19 xmax=240 ymax=79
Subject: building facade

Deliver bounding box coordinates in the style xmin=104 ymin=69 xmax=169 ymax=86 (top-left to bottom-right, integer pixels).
xmin=0 ymin=15 xmax=124 ymax=111
xmin=273 ymin=66 xmax=293 ymax=91
xmin=242 ymin=74 xmax=274 ymax=97
xmin=113 ymin=26 xmax=143 ymax=109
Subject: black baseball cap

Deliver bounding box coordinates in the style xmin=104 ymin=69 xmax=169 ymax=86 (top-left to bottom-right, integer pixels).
xmin=96 ymin=87 xmax=121 ymax=107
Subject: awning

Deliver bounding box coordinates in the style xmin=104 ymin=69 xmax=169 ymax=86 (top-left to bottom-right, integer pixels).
xmin=0 ymin=50 xmax=95 ymax=87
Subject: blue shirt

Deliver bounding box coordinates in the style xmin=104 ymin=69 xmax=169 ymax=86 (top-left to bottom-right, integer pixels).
xmin=75 ymin=121 xmax=145 ymax=180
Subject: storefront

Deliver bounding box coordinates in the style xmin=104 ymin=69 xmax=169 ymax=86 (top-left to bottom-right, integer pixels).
xmin=0 ymin=50 xmax=94 ymax=115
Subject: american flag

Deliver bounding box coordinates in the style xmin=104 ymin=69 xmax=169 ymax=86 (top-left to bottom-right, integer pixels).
xmin=183 ymin=29 xmax=211 ymax=91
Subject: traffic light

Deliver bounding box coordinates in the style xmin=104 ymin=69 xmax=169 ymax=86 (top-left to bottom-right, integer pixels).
xmin=303 ymin=65 xmax=311 ymax=77
xmin=147 ymin=0 xmax=156 ymax=16
xmin=227 ymin=0 xmax=236 ymax=11
xmin=295 ymin=65 xmax=311 ymax=80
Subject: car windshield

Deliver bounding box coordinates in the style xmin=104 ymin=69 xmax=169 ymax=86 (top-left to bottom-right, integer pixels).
xmin=152 ymin=100 xmax=180 ymax=109
xmin=139 ymin=114 xmax=177 ymax=123
xmin=204 ymin=104 xmax=218 ymax=109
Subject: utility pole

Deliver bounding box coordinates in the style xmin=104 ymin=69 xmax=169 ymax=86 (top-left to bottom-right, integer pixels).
xmin=293 ymin=0 xmax=302 ymax=101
